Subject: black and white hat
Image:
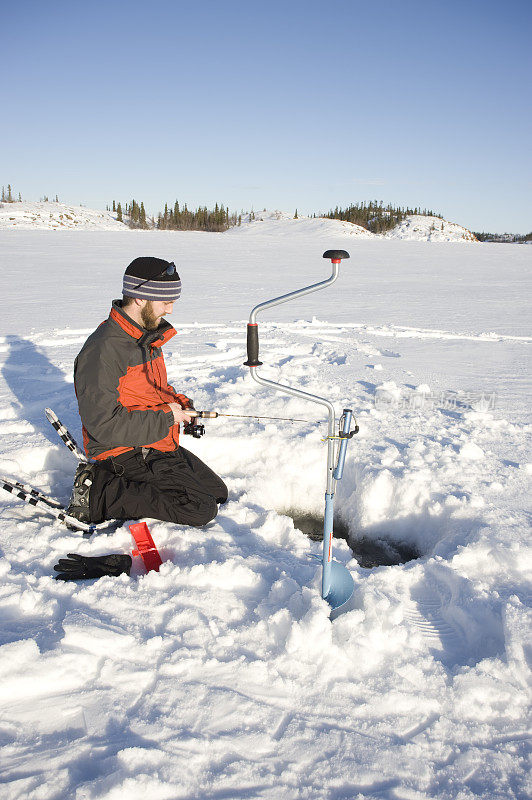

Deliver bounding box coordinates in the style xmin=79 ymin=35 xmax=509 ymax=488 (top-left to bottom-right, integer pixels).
xmin=123 ymin=257 xmax=182 ymax=302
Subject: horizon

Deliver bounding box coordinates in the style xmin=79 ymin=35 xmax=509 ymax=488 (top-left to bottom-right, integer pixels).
xmin=3 ymin=0 xmax=531 ymax=233
xmin=1 ymin=193 xmax=528 ymax=236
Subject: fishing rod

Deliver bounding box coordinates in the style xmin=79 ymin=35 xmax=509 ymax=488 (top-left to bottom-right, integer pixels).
xmin=189 ymin=410 xmax=309 ymax=422
xmin=183 ymin=409 xmax=314 ymax=438
xmin=184 ymin=408 xmax=359 ymax=442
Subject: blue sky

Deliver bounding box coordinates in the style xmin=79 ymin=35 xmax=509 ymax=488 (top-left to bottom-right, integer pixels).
xmin=3 ymin=0 xmax=531 ymax=232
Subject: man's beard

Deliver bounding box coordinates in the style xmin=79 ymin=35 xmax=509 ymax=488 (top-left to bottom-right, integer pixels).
xmin=140 ymin=302 xmax=162 ymax=331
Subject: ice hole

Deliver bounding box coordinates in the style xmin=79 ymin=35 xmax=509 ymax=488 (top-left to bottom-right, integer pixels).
xmin=282 ymin=508 xmax=421 ymax=569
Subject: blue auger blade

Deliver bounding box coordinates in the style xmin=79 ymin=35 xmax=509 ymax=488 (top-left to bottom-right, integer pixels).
xmin=326 ymin=560 xmax=355 ymax=620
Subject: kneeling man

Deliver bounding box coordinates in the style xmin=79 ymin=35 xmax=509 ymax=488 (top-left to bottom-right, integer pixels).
xmin=68 ymin=256 xmax=227 ymax=526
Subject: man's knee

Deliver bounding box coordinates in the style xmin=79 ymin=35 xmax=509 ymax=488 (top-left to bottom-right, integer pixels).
xmin=188 ymin=497 xmax=219 ymax=527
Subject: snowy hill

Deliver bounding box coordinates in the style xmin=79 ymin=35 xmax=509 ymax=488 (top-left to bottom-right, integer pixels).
xmin=0 ymin=200 xmax=125 ymax=230
xmin=230 ymin=209 xmax=478 ymax=242
xmin=228 ymin=209 xmax=374 ymax=238
xmin=0 ymin=202 xmax=479 ymax=241
xmin=385 ymin=214 xmax=478 ymax=242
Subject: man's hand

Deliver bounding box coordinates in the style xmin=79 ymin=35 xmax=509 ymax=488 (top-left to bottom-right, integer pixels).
xmin=169 ymin=403 xmax=194 ymax=425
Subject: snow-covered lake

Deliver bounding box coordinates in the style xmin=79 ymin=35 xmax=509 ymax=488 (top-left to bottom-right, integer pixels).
xmin=0 ymin=229 xmax=530 ymax=800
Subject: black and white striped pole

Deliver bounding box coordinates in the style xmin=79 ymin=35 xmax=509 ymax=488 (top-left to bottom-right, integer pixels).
xmin=244 ymin=250 xmax=355 ymax=619
xmin=45 ymin=408 xmax=88 ymax=462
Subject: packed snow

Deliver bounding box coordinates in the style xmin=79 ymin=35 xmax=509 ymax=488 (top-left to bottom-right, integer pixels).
xmin=0 ymin=229 xmax=530 ymax=800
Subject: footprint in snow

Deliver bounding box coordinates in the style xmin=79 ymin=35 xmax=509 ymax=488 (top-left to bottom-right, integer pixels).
xmin=404 ymin=563 xmax=503 ymax=669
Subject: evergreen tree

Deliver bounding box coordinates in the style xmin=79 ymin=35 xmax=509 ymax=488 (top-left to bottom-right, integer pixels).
xmin=154 ymin=198 xmax=238 ymax=232
xmin=294 ymin=209 xmax=298 ymax=219
xmin=7 ymin=184 xmax=13 ymax=202
xmin=116 ymin=203 xmax=123 ymax=222
xmin=140 ymin=202 xmax=147 ymax=229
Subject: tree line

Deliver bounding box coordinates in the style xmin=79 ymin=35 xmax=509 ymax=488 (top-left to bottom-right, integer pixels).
xmin=108 ymin=199 xmax=240 ymax=231
xmin=108 ymin=197 xmax=446 ymax=234
xmin=1 ymin=184 xmax=22 ymax=202
xmin=323 ymin=200 xmax=443 ymax=234
xmin=2 ymin=184 xmax=60 ymax=203
xmin=108 ymin=199 xmax=148 ymax=229
xmin=473 ymin=231 xmax=532 ymax=243
xmin=5 ymin=183 xmax=528 ymax=240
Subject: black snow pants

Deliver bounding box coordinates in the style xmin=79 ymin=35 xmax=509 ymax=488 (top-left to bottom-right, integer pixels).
xmin=89 ymin=446 xmax=228 ymax=527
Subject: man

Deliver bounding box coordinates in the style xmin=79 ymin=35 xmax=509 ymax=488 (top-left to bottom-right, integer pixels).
xmin=68 ymin=256 xmax=227 ymax=527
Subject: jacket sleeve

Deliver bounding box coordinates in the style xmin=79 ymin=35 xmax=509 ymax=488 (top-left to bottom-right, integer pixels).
xmin=168 ymin=389 xmax=193 ymax=408
xmin=74 ymin=341 xmax=174 ymax=449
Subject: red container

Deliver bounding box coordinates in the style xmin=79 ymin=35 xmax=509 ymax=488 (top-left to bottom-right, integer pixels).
xmin=129 ymin=522 xmax=163 ymax=573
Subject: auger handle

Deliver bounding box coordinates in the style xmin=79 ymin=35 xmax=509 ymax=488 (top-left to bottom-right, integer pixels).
xmin=244 ymin=323 xmax=263 ymax=367
xmin=243 ymin=251 xmax=349 ymax=368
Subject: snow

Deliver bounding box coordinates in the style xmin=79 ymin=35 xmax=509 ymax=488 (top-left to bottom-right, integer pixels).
xmin=0 ymin=201 xmax=480 ymax=241
xmin=231 ymin=209 xmax=375 ymax=239
xmin=384 ymin=215 xmax=479 ymax=242
xmin=0 ymin=200 xmax=125 ymax=230
xmin=229 ymin=209 xmax=479 ymax=242
xmin=0 ymin=227 xmax=530 ymax=799
xmin=234 ymin=211 xmax=479 ymax=242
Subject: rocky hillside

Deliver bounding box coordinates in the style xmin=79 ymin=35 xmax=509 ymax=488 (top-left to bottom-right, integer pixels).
xmin=0 ymin=201 xmax=125 ymax=230
xmin=384 ymin=214 xmax=478 ymax=242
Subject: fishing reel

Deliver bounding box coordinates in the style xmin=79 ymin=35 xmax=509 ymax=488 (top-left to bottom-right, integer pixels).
xmin=183 ymin=419 xmax=205 ymax=438
xmin=182 ymin=403 xmax=206 ymax=438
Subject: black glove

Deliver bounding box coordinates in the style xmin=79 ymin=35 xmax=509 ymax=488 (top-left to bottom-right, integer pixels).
xmin=54 ymin=553 xmax=132 ymax=581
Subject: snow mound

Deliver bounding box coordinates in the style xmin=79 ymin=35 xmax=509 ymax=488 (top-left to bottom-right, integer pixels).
xmin=227 ymin=209 xmax=374 ymax=238
xmin=385 ymin=214 xmax=478 ymax=242
xmin=0 ymin=201 xmax=126 ymax=230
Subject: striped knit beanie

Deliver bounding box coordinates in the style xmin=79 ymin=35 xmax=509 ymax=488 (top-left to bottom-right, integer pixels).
xmin=123 ymin=257 xmax=182 ymax=301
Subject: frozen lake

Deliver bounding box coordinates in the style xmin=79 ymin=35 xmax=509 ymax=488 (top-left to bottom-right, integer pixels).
xmin=0 ymin=229 xmax=530 ymax=800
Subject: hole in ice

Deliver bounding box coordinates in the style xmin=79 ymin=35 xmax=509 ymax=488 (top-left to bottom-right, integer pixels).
xmin=347 ymin=536 xmax=421 ymax=569
xmin=282 ymin=509 xmax=421 ymax=569
xmin=284 ymin=509 xmax=350 ymax=542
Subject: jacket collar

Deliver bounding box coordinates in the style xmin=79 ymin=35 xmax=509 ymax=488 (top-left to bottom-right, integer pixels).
xmin=109 ymin=300 xmax=176 ymax=347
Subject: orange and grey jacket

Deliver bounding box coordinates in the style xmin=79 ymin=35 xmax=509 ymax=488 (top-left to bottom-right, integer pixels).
xmin=74 ymin=301 xmax=191 ymax=460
